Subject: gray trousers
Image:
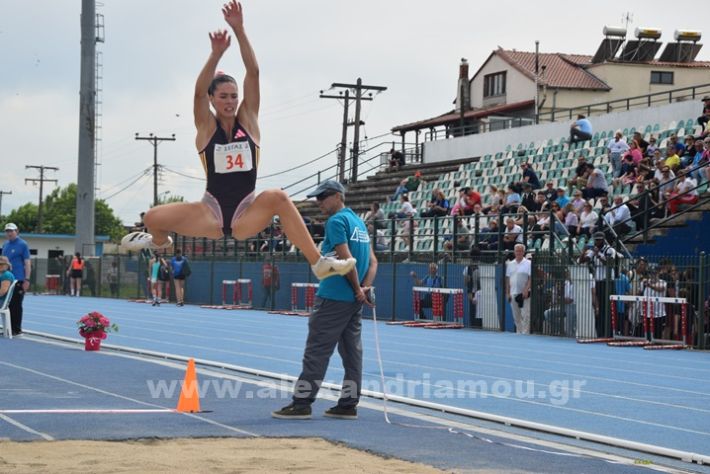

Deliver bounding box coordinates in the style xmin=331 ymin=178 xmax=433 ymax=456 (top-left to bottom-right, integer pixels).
xmin=293 ymin=297 xmax=363 ymax=408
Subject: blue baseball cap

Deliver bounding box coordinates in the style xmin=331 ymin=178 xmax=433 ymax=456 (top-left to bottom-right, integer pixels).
xmin=306 ymin=180 xmax=345 ymax=198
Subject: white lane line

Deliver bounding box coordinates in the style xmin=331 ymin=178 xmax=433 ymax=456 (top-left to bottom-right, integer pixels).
xmin=0 ymin=361 xmax=258 ymax=437
xmin=0 ymin=409 xmax=174 ymax=414
xmin=0 ymin=413 xmax=54 ymax=441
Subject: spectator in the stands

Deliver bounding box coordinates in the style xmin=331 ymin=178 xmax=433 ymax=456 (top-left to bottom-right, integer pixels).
xmin=606 ymin=130 xmax=629 ymax=178
xmin=520 ymin=162 xmax=541 ymax=189
xmin=520 ymin=183 xmax=536 ymax=211
xmin=613 ymin=154 xmax=637 ymax=190
xmin=664 ymin=146 xmax=681 ymax=172
xmin=391 ymin=171 xmax=422 ymax=201
xmin=451 ymin=187 xmax=481 ymax=217
xmin=564 ymin=203 xmax=579 ymax=237
xmin=624 ymin=140 xmax=643 ymax=166
xmin=667 ymin=171 xmax=699 ymax=215
xmin=577 ymin=201 xmax=598 ymax=238
xmin=555 ymin=187 xmax=570 ymax=208
xmin=481 ymin=184 xmax=499 ymax=208
xmin=688 ymin=139 xmax=707 ymax=182
xmin=443 ymin=218 xmax=471 ymax=252
xmin=569 ymin=189 xmax=586 ymax=214
xmin=669 ymin=133 xmax=685 ymax=156
xmin=697 ymin=96 xmax=710 ymax=133
xmin=388 ymin=147 xmax=406 ymax=171
xmin=420 ymin=188 xmax=450 ymax=218
xmin=367 ymin=223 xmax=388 ymax=251
xmin=529 ymin=192 xmax=546 ymax=213
xmin=570 ymin=114 xmax=593 ymax=145
xmin=582 ymin=164 xmax=609 ymax=201
xmin=364 ymin=202 xmax=386 ymax=230
xmin=393 ymin=194 xmax=416 ymax=219
xmin=645 ymin=136 xmax=658 ymax=158
xmin=606 ymin=195 xmax=632 ymax=238
xmin=478 ymin=218 xmax=499 ymax=251
xmin=502 ymin=217 xmax=523 ymax=251
xmin=632 ymin=132 xmax=649 ymax=156
xmin=680 ymin=135 xmax=696 ymax=167
xmin=543 ymin=180 xmax=558 ymax=202
xmin=629 ymin=181 xmax=659 ymax=230
xmin=501 ymin=184 xmax=521 ymax=214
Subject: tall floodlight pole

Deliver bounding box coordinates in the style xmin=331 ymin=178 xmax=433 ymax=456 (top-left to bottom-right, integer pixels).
xmin=74 ymin=0 xmax=97 ymax=255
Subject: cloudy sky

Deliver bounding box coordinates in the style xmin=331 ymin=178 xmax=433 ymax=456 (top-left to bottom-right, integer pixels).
xmin=1 ymin=0 xmax=706 ymax=225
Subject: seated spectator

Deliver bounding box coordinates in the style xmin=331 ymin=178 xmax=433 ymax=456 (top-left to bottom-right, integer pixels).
xmin=669 ymin=133 xmax=685 ymax=157
xmin=443 ymin=218 xmax=472 ymax=252
xmin=481 ymin=184 xmax=499 ymax=208
xmin=502 ymin=217 xmax=523 ymax=251
xmin=697 ymin=96 xmax=710 ymax=134
xmin=582 ymin=164 xmax=609 ymax=201
xmin=420 ymin=188 xmax=450 ymax=218
xmin=577 ymin=201 xmax=598 ymax=238
xmin=478 ymin=218 xmax=499 ymax=251
xmin=606 ymin=195 xmax=632 ymax=238
xmin=688 ymin=139 xmax=707 ymax=183
xmin=624 ymin=140 xmax=643 ymax=166
xmin=450 ymin=187 xmax=480 ymax=216
xmin=629 ymin=181 xmax=659 ymax=230
xmin=543 ymin=180 xmax=558 ymax=202
xmin=632 ymin=131 xmax=649 ymax=156
xmin=392 ymin=194 xmax=416 ymax=219
xmin=667 ymin=171 xmax=699 ymax=215
xmin=365 ymin=202 xmax=386 ymax=230
xmin=613 ymin=155 xmax=637 ymax=189
xmin=657 ymin=166 xmax=676 ymax=210
xmin=520 ymin=183 xmax=536 ymax=210
xmin=664 ymin=146 xmax=681 ymax=172
xmin=520 ymin=162 xmax=541 ymax=189
xmin=391 ymin=170 xmax=422 ymax=201
xmin=645 ymin=136 xmax=658 ymax=158
xmin=570 ymin=189 xmax=586 ymax=214
xmin=367 ymin=223 xmax=388 ymax=251
xmin=564 ymin=203 xmax=579 ymax=236
xmin=500 ymin=184 xmax=521 ymax=214
xmin=570 ymin=114 xmax=593 ymax=145
xmin=606 ymin=131 xmax=629 ymax=178
xmin=653 ymin=155 xmax=673 ymax=182
xmin=555 ymin=187 xmax=570 ymax=208
xmin=529 ymin=191 xmax=547 ymax=212
xmin=388 ymin=147 xmax=406 ymax=171
xmin=680 ymin=135 xmax=696 ymax=167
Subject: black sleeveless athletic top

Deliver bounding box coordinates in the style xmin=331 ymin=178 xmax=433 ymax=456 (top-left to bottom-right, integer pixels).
xmin=199 ymin=119 xmax=259 ymax=207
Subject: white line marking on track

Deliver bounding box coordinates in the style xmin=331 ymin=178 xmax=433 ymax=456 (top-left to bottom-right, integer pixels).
xmin=0 ymin=413 xmax=54 ymax=441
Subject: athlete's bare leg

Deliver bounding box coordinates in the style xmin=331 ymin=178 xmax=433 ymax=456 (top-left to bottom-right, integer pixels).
xmin=143 ymin=201 xmax=223 ymax=245
xmin=231 ymin=189 xmax=321 ymax=264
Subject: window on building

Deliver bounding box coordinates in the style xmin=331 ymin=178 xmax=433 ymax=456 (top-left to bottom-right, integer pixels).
xmin=650 ymin=71 xmax=673 ymax=85
xmin=483 ymin=71 xmax=507 ymax=98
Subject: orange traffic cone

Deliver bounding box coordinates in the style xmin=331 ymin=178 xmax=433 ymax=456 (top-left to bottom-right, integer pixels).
xmin=176 ymin=358 xmax=201 ymax=413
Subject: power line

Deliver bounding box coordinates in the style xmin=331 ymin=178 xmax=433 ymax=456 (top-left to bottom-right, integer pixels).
xmin=135 ymin=132 xmax=176 ymax=206
xmin=259 ymin=146 xmax=339 ymax=179
xmin=103 ymin=169 xmax=151 ymax=201
xmin=25 ymin=165 xmax=59 ymax=233
xmin=162 ymin=167 xmax=205 ymax=181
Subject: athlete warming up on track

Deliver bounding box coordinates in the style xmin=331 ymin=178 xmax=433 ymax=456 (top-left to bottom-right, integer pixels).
xmin=121 ymin=1 xmax=355 ymax=280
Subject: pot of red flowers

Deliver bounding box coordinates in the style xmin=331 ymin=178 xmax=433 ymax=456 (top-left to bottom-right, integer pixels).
xmin=76 ymin=311 xmax=118 ymax=351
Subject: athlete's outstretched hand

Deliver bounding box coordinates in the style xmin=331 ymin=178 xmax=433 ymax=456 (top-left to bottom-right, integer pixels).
xmin=209 ymin=29 xmax=231 ymax=55
xmin=222 ymin=1 xmax=244 ymax=32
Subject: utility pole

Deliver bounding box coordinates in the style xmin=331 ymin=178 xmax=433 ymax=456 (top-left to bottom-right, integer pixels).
xmin=135 ymin=133 xmax=176 ymax=207
xmin=0 ymin=190 xmax=11 ymax=218
xmin=321 ymin=78 xmax=386 ymax=183
xmin=25 ymin=166 xmax=59 ymax=233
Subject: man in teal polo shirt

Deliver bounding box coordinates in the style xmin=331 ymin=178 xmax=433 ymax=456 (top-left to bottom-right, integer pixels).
xmin=1 ymin=223 xmax=31 ymax=336
xmin=273 ymin=180 xmax=377 ymax=420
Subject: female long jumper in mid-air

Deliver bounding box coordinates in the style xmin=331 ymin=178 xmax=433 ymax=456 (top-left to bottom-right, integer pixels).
xmin=121 ymin=1 xmax=355 ymax=279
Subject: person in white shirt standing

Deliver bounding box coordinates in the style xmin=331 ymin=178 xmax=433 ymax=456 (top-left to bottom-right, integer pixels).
xmin=642 ymin=271 xmax=667 ymax=340
xmin=607 ymin=130 xmax=630 ymax=178
xmin=607 ymin=195 xmax=632 ymax=238
xmin=506 ymin=244 xmax=532 ymax=334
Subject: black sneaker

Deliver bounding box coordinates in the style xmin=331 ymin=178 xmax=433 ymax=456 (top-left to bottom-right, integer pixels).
xmin=324 ymin=405 xmax=357 ymax=420
xmin=271 ymin=403 xmax=312 ymax=420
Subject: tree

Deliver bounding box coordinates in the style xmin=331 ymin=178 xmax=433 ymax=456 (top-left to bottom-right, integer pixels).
xmin=5 ymin=184 xmax=125 ymax=240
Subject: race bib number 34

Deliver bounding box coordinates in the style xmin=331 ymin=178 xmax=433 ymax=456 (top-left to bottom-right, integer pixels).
xmin=214 ymin=142 xmax=253 ymax=174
